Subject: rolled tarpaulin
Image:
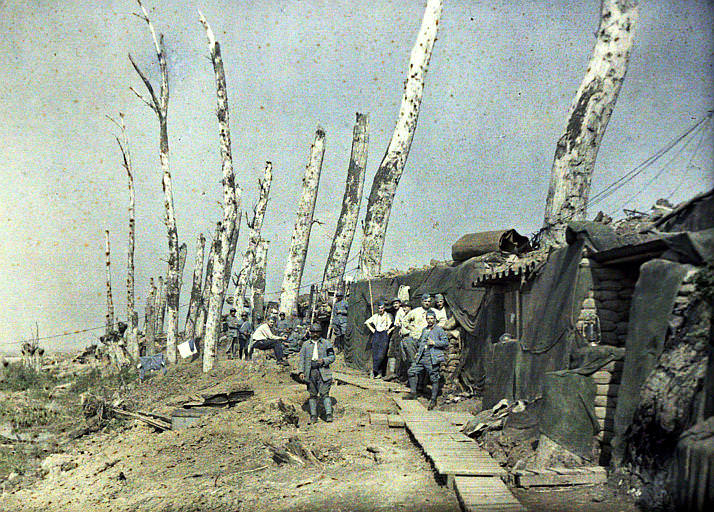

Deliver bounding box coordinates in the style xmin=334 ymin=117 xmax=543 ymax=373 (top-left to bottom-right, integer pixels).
xmin=451 ymin=229 xmax=531 ymax=262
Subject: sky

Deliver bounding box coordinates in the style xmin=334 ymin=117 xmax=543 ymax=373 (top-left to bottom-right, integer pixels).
xmin=0 ymin=0 xmax=712 ymax=353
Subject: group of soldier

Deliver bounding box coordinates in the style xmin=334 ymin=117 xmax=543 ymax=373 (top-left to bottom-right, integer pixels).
xmin=365 ymin=293 xmax=450 ymax=409
xmin=219 ymin=289 xmax=449 ymax=421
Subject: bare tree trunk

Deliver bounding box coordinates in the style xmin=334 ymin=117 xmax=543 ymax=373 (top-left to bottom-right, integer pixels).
xmin=359 ymin=0 xmax=442 ymax=279
xmin=154 ymin=276 xmax=165 ymax=336
xmin=200 ymin=14 xmax=241 ymax=372
xmin=184 ymin=233 xmax=205 ymax=341
xmin=144 ymin=278 xmax=157 ymax=355
xmin=222 ymin=210 xmax=242 ymax=291
xmin=252 ymin=239 xmax=269 ymax=324
xmin=279 ymin=127 xmax=326 ymax=315
xmin=104 ymin=230 xmax=114 ymax=334
xmin=178 ymin=242 xmax=188 ymax=289
xmin=129 ymin=0 xmax=181 ymax=364
xmin=196 ymin=226 xmax=220 ymax=341
xmin=233 ymin=161 xmax=273 ymax=308
xmin=323 ymin=113 xmax=368 ymax=289
xmin=542 ymin=0 xmax=639 ymax=246
xmin=109 ymin=113 xmax=138 ymax=358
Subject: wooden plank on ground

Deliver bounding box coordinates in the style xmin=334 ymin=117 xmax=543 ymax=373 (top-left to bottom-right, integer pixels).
xmin=513 ymin=466 xmax=607 ymax=487
xmin=454 ymin=476 xmax=525 ymax=512
xmin=333 ymin=371 xmax=409 ymax=393
xmin=595 ymin=383 xmax=619 ymax=396
xmin=434 ymin=457 xmax=506 ymax=477
xmin=387 ymin=414 xmax=405 ymax=428
xmin=370 ymin=413 xmax=389 ymax=425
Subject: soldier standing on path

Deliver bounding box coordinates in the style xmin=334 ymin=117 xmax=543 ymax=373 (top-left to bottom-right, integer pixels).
xmin=298 ymin=323 xmax=336 ymax=423
xmin=238 ymin=311 xmax=253 ymax=360
xmin=384 ymin=297 xmax=403 ymax=381
xmin=404 ymin=310 xmax=449 ymax=410
xmin=225 ymin=308 xmax=240 ymax=359
xmin=331 ymin=291 xmax=349 ymax=352
xmin=399 ymin=294 xmax=432 ymax=367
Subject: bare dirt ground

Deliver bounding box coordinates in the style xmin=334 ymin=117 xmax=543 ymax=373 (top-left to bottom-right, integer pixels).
xmin=0 ymin=350 xmax=641 ymax=512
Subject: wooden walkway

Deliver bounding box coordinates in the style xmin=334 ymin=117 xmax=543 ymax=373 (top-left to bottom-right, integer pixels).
xmin=394 ymin=398 xmax=525 ymax=512
xmin=333 ymin=371 xmax=409 ymax=393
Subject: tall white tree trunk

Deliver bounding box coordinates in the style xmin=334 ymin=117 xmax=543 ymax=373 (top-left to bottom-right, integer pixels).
xmin=222 ymin=210 xmax=242 ymax=290
xmin=109 ymin=113 xmax=138 ymax=358
xmin=323 ymin=113 xmax=368 ymax=289
xmin=233 ymin=161 xmax=273 ymax=308
xmin=542 ymin=0 xmax=639 ymax=245
xmin=104 ymin=230 xmax=114 ymax=334
xmin=358 ymin=0 xmax=442 ymax=279
xmin=279 ymin=127 xmax=326 ymax=315
xmin=252 ymin=239 xmax=269 ymax=323
xmin=196 ymin=225 xmax=221 ymax=341
xmin=200 ymin=14 xmax=241 ymax=373
xmin=184 ymin=233 xmax=205 ymax=341
xmin=129 ymin=0 xmax=181 ymax=364
xmin=154 ymin=276 xmax=165 ymax=336
xmin=144 ymin=277 xmax=157 ymax=355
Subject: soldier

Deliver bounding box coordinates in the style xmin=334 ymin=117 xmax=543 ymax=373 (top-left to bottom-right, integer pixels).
xmin=384 ymin=297 xmax=403 ymax=381
xmin=331 ymin=291 xmax=349 ymax=352
xmin=237 ymin=311 xmax=253 ymax=360
xmin=249 ymin=316 xmax=289 ymax=366
xmin=433 ymin=293 xmax=448 ymax=326
xmin=404 ymin=310 xmax=448 ymax=410
xmin=225 ymin=308 xmax=240 ymax=359
xmin=298 ymin=323 xmax=336 ymax=423
xmin=399 ymin=294 xmax=432 ymax=366
xmin=364 ymin=301 xmax=394 ymax=379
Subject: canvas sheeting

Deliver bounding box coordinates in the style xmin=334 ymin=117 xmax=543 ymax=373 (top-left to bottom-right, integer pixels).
xmin=539 ymin=345 xmax=625 ymax=459
xmin=611 ymin=258 xmax=692 ymax=461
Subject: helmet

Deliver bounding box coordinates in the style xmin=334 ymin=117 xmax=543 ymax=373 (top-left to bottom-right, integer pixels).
xmin=309 ymin=323 xmax=322 ymax=333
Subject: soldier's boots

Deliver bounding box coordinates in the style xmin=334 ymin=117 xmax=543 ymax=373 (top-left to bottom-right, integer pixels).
xmin=427 ymin=399 xmax=437 ymax=410
xmin=404 ymin=392 xmax=418 ymax=400
xmin=308 ymin=398 xmax=318 ymax=424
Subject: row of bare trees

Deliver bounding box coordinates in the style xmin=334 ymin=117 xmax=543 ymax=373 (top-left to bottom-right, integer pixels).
xmin=101 ymin=0 xmax=639 ymax=372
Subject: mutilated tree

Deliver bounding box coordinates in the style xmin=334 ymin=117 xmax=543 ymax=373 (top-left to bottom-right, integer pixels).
xmin=196 ymin=224 xmax=221 ymax=341
xmin=184 ymin=233 xmax=205 ymax=341
xmin=542 ymin=0 xmax=639 ymax=245
xmin=104 ymin=230 xmax=114 ymax=334
xmin=280 ymin=127 xmax=325 ymax=314
xmin=199 ymin=13 xmax=241 ymax=372
xmin=129 ymin=0 xmax=181 ymax=363
xmin=154 ymin=275 xmax=165 ymax=335
xmin=323 ymin=113 xmax=368 ymax=289
xmin=233 ymin=161 xmax=273 ymax=309
xmin=144 ymin=277 xmax=157 ymax=355
xmin=359 ymin=0 xmax=443 ymax=278
xmin=252 ymin=239 xmax=270 ymax=323
xmin=109 ymin=113 xmax=139 ymax=359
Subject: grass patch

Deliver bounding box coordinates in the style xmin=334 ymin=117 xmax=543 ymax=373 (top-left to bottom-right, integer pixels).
xmin=0 ymin=401 xmax=58 ymax=429
xmin=0 ymin=364 xmax=58 ymax=392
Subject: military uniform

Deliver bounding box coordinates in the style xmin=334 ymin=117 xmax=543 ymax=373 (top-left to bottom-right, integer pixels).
xmin=225 ymin=313 xmax=240 ymax=358
xmin=298 ymin=334 xmax=336 ymax=421
xmin=407 ymin=324 xmax=449 ymax=404
xmin=331 ymin=298 xmax=348 ymax=350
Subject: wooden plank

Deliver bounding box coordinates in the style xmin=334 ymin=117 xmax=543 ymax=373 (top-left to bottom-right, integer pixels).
xmin=594 ymin=406 xmax=616 ymax=419
xmin=387 ymin=415 xmax=405 ymax=428
xmin=513 ymin=466 xmax=607 ymax=487
xmin=370 ymin=413 xmax=389 ymax=425
xmin=434 ymin=458 xmax=506 ymax=477
xmin=333 ymin=371 xmax=409 ymax=393
xmin=454 ymin=476 xmax=525 ymax=512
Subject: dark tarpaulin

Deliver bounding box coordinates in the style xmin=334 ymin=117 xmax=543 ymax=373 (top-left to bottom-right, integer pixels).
xmin=612 ymin=259 xmax=691 ymax=461
xmin=514 ymin=240 xmax=587 ymax=401
xmin=539 ymin=345 xmax=625 ymax=458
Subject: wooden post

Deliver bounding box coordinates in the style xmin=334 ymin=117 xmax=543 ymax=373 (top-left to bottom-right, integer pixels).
xmin=233 ymin=161 xmax=273 ymax=308
xmin=144 ymin=278 xmax=157 ymax=355
xmin=200 ymin=13 xmax=241 ymax=373
xmin=359 ymin=0 xmax=443 ymax=278
xmin=279 ymin=127 xmax=325 ymax=315
xmin=184 ymin=233 xmax=205 ymax=341
xmin=104 ymin=230 xmax=114 ymax=334
xmin=129 ymin=0 xmax=181 ymax=363
xmin=323 ymin=113 xmax=368 ymax=290
xmin=542 ymin=0 xmax=639 ymax=245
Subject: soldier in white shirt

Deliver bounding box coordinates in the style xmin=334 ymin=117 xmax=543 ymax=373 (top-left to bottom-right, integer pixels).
xmin=364 ymin=301 xmax=393 ymax=379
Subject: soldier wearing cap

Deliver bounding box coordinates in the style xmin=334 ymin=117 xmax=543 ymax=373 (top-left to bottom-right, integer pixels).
xmin=399 ymin=294 xmax=432 ymax=366
xmin=225 ymin=308 xmax=240 ymax=359
xmin=384 ymin=297 xmax=404 ymax=381
xmin=298 ymin=323 xmax=336 ymax=423
xmin=237 ymin=311 xmax=253 ymax=360
xmin=404 ymin=309 xmax=448 ymax=410
xmin=331 ymin=291 xmax=349 ymax=352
